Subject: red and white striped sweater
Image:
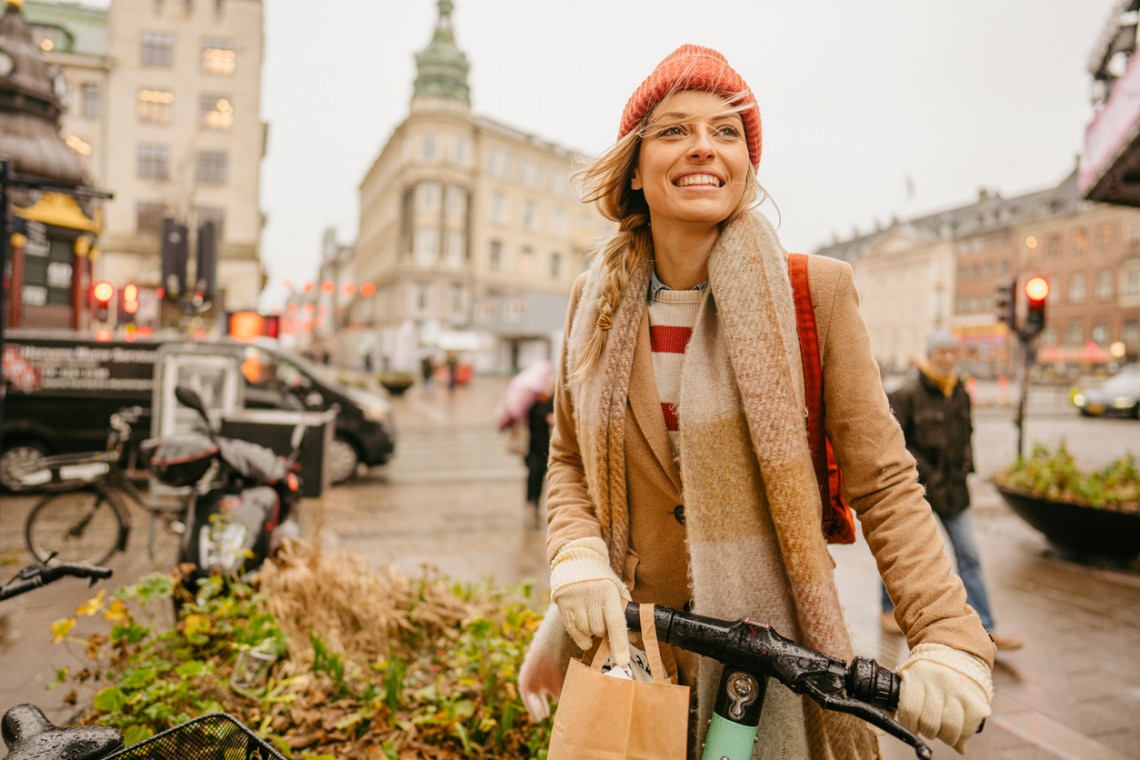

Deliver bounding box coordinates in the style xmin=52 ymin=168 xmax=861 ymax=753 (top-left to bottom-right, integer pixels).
xmin=648 ymin=288 xmax=704 ymax=451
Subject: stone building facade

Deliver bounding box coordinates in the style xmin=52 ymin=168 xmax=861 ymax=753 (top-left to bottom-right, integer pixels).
xmin=332 ymin=0 xmax=607 ymax=375
xmin=24 ymin=0 xmax=266 ymax=327
xmin=817 ymin=170 xmax=1140 ymax=377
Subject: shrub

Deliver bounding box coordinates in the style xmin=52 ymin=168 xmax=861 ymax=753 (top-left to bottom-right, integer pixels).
xmin=994 ymin=441 xmax=1140 ymax=514
xmin=50 ymin=541 xmax=552 ymax=759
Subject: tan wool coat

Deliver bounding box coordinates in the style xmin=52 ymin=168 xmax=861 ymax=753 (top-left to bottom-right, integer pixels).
xmin=547 ymin=259 xmax=995 ymax=666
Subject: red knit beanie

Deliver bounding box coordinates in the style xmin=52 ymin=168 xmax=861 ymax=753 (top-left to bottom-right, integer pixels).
xmin=619 ymin=44 xmax=761 ymax=169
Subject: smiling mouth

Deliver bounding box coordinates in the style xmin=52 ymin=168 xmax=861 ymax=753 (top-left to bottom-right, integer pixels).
xmin=674 ymin=174 xmax=724 ymax=188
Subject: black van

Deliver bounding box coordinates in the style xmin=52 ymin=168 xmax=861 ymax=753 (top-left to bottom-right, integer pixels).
xmin=0 ymin=330 xmax=396 ymax=490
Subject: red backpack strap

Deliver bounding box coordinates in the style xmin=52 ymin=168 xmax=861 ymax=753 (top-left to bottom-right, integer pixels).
xmin=788 ymin=253 xmax=829 ymax=513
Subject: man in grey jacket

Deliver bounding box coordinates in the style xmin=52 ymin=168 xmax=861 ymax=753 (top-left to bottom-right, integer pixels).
xmin=881 ymin=329 xmax=1023 ymax=651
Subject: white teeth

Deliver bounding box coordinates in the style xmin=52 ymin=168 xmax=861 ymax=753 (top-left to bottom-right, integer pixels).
xmin=675 ymin=174 xmax=721 ymax=187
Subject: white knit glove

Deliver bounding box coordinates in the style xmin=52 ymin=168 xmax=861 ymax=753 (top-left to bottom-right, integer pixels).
xmin=897 ymin=643 xmax=993 ymax=753
xmin=549 ymin=537 xmax=631 ymax=667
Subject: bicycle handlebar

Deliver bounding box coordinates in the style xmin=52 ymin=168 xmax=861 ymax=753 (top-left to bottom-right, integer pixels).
xmin=0 ymin=560 xmax=113 ymax=602
xmin=625 ymin=602 xmax=933 ymax=760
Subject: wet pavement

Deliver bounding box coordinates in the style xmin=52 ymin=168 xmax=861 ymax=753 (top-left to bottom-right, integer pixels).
xmin=2 ymin=376 xmax=1139 ymax=758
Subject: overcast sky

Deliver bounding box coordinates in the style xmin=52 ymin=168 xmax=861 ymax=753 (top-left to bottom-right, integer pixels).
xmin=251 ymin=0 xmax=1117 ymax=310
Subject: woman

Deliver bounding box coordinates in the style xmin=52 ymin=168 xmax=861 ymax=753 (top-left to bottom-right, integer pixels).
xmin=521 ymin=44 xmax=994 ymax=757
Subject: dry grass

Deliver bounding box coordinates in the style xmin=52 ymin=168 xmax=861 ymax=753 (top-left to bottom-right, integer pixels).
xmin=257 ymin=538 xmax=473 ymax=667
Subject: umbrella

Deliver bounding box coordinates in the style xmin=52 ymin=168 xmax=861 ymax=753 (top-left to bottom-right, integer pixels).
xmin=495 ymin=360 xmax=553 ymax=430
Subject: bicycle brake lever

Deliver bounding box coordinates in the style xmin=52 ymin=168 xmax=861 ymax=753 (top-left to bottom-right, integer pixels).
xmin=796 ymin=678 xmax=932 ymax=760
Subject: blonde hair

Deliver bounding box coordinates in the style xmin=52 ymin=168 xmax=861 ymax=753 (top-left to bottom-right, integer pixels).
xmin=569 ymin=94 xmax=765 ymax=383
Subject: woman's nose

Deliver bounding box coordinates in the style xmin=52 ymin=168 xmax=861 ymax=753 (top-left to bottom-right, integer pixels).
xmin=689 ymin=129 xmax=715 ymax=158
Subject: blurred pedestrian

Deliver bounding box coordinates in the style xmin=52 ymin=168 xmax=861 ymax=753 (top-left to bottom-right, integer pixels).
xmin=420 ymin=354 xmax=435 ymax=390
xmin=519 ymin=44 xmax=994 ymax=756
xmin=445 ymin=352 xmax=459 ymax=392
xmin=525 ymin=388 xmax=554 ymax=526
xmin=881 ymin=329 xmax=1023 ymax=651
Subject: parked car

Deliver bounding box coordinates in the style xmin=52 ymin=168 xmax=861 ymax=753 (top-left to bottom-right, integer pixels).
xmin=1 ymin=331 xmax=396 ymax=490
xmin=1071 ymin=366 xmax=1140 ymax=418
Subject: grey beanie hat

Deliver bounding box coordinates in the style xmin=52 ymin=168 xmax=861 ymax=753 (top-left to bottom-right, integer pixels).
xmin=925 ymin=329 xmax=959 ymax=355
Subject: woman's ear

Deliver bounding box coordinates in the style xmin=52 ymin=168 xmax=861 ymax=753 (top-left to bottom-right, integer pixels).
xmin=630 ymin=169 xmax=643 ymax=191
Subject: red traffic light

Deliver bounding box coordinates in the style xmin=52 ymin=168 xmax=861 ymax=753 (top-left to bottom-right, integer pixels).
xmin=92 ymin=281 xmax=114 ymax=304
xmin=1024 ymin=276 xmax=1049 ymax=304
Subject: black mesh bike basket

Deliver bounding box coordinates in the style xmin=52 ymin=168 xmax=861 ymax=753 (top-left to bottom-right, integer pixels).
xmin=100 ymin=713 xmax=285 ymax=759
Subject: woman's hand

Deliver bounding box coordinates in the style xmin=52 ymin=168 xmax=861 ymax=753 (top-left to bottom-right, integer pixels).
xmin=549 ymin=537 xmax=632 ymax=667
xmin=897 ymin=643 xmax=993 ymax=753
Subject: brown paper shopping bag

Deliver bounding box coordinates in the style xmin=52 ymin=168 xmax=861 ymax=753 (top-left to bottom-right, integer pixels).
xmin=547 ymin=604 xmax=690 ymax=760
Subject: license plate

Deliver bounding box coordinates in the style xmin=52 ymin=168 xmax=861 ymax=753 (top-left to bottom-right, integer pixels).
xmin=1087 ymin=403 xmax=1105 ymax=414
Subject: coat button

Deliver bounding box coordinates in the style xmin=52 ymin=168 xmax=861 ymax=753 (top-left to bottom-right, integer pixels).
xmin=673 ymin=505 xmax=685 ymax=525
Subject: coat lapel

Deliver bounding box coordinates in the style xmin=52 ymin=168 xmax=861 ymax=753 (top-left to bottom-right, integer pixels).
xmin=628 ymin=310 xmax=684 ymax=494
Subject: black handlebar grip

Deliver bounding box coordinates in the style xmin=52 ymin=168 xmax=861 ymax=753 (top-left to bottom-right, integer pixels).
xmin=847 ymin=656 xmax=901 ymax=712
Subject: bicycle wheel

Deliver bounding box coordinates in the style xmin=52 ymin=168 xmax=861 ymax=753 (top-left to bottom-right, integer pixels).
xmin=25 ymin=488 xmax=128 ymax=565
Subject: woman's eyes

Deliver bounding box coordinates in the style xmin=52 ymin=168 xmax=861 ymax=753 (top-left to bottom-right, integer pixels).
xmin=656 ymin=123 xmax=742 ymax=139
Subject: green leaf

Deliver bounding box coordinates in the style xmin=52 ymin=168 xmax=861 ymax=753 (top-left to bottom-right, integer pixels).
xmin=92 ymin=685 xmax=125 ymax=712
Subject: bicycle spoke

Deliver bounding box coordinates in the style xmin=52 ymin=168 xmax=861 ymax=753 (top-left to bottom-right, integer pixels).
xmin=26 ymin=491 xmax=126 ymax=565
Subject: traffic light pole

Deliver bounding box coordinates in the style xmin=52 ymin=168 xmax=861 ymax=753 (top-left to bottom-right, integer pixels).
xmin=1014 ymin=334 xmax=1038 ymax=460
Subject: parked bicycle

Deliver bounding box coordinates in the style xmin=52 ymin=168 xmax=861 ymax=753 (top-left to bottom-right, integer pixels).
xmin=625 ymin=602 xmax=936 ymax=760
xmin=19 ymin=406 xmax=189 ymax=566
xmin=0 ymin=559 xmax=284 ymax=760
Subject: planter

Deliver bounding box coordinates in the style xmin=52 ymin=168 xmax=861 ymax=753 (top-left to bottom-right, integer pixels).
xmin=379 ymin=374 xmax=415 ymax=396
xmin=993 ymin=482 xmax=1140 ymax=563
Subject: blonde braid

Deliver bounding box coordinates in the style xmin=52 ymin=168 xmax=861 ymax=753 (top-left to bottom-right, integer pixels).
xmin=571 ymin=219 xmax=652 ymax=384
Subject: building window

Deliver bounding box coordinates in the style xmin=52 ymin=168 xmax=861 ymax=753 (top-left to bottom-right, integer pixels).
xmin=1126 ymin=263 xmax=1140 ymax=297
xmin=141 ymin=30 xmax=174 ymax=67
xmin=446 ymin=184 xmax=465 ymax=213
xmin=522 ymin=200 xmax=537 ymax=230
xmin=1066 ymin=321 xmax=1083 ymax=348
xmin=199 ymin=94 xmax=233 ymax=130
xmin=489 ymin=240 xmax=502 ymax=271
xmin=1073 ymin=228 xmax=1089 ymax=254
xmin=449 ymin=283 xmax=464 ymax=316
xmin=197 ymin=151 xmax=228 ymax=184
xmin=420 ymin=134 xmax=438 ymax=162
xmin=417 ymin=182 xmax=440 ymax=211
xmin=201 ymin=37 xmax=235 ymax=75
xmin=1097 ymin=222 xmax=1117 ymax=251
xmin=551 ymin=251 xmax=562 ymax=280
xmin=137 ymin=89 xmax=174 ymax=123
xmin=520 ymin=246 xmax=534 ymax=276
xmin=490 ymin=191 xmax=508 ymax=224
xmin=194 ymin=206 xmax=225 ymax=241
xmin=415 ymin=229 xmax=438 ymax=266
xmin=1096 ymin=269 xmax=1114 ymax=301
xmin=1068 ymin=272 xmax=1086 ymax=304
xmin=414 ymin=282 xmax=431 ymax=313
xmin=451 ymin=137 xmax=470 ymax=166
xmin=136 ymin=201 xmax=168 ymax=237
xmin=1124 ymin=319 xmax=1139 ymax=350
xmin=504 ymin=298 xmax=523 ymax=322
xmin=1092 ymin=321 xmax=1109 ymax=346
xmin=137 ymin=143 xmax=170 ymax=179
xmin=80 ymin=83 xmax=100 ymax=118
xmin=446 ymin=231 xmax=464 ymax=268
xmin=1046 ymin=234 xmax=1061 ymax=257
